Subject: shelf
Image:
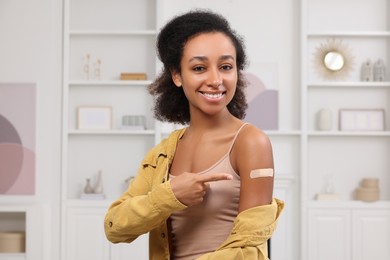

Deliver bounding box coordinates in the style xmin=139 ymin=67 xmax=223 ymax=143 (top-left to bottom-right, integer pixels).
xmin=0 ymin=253 xmax=25 ymax=260
xmin=68 ymin=129 xmax=155 ymax=135
xmin=307 ymin=200 xmax=390 ymax=209
xmin=69 ymin=80 xmax=153 ymax=86
xmin=69 ymin=30 xmax=157 ymax=36
xmin=307 ymin=131 xmax=390 ymax=137
xmin=307 ymin=31 xmax=390 ymax=38
xmin=307 ymin=81 xmax=390 ymax=88
xmin=265 ymin=130 xmax=302 ymax=136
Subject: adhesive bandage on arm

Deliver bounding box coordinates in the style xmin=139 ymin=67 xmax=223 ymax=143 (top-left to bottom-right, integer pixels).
xmin=250 ymin=168 xmax=274 ymax=179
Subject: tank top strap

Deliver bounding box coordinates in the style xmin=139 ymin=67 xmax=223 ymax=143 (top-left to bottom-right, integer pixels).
xmin=227 ymin=123 xmax=249 ymax=154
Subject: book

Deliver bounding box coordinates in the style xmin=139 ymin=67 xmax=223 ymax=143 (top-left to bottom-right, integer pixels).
xmin=120 ymin=73 xmax=147 ymax=80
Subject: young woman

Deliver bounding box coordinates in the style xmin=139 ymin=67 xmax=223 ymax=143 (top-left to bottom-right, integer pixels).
xmin=104 ymin=10 xmax=284 ymax=260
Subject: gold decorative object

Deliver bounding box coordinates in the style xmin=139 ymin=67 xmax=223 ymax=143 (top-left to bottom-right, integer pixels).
xmin=312 ymin=38 xmax=355 ymax=80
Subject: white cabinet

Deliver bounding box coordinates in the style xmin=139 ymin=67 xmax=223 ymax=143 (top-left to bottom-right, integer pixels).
xmin=65 ymin=207 xmax=109 ymax=260
xmin=308 ymin=208 xmax=351 ymax=260
xmin=352 ymin=209 xmax=390 ymax=260
xmin=308 ymin=204 xmax=390 ymax=260
xmin=111 ymin=235 xmax=149 ymax=260
xmin=301 ymin=0 xmax=390 ymax=259
xmin=65 ymin=203 xmax=149 ymax=260
xmin=0 ymin=205 xmax=46 ymax=260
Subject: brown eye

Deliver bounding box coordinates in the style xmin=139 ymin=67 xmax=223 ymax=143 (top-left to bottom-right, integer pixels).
xmin=193 ymin=66 xmax=205 ymax=72
xmin=220 ymin=64 xmax=233 ymax=71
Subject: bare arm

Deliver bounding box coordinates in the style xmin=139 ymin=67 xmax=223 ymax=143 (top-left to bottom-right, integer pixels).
xmin=232 ymin=125 xmax=274 ymax=213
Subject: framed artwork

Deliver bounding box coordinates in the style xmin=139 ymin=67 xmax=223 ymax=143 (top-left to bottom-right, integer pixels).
xmin=77 ymin=106 xmax=112 ymax=130
xmin=339 ymin=109 xmax=385 ymax=131
xmin=0 ymin=83 xmax=36 ymax=195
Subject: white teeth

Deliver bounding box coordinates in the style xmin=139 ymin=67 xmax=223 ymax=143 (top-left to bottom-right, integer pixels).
xmin=202 ymin=92 xmax=223 ymax=99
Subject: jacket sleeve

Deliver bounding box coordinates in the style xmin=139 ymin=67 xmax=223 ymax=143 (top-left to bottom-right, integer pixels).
xmin=104 ymin=145 xmax=186 ymax=244
xmin=196 ymin=198 xmax=284 ymax=260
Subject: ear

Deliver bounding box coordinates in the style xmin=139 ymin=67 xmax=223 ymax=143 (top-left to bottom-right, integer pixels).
xmin=171 ymin=70 xmax=182 ymax=87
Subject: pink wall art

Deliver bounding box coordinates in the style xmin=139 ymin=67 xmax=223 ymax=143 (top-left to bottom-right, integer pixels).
xmin=0 ymin=83 xmax=36 ymax=195
xmin=244 ymin=72 xmax=279 ymax=130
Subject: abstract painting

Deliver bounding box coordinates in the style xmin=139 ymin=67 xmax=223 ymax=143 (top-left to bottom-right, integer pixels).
xmin=244 ymin=71 xmax=279 ymax=130
xmin=0 ymin=83 xmax=36 ymax=195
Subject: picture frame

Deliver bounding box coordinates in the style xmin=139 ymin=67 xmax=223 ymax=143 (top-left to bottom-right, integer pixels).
xmin=77 ymin=106 xmax=112 ymax=130
xmin=339 ymin=109 xmax=385 ymax=131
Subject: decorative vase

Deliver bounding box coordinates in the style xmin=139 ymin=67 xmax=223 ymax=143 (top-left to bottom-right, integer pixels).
xmin=94 ymin=170 xmax=103 ymax=194
xmin=317 ymin=108 xmax=332 ymax=131
xmin=374 ymin=59 xmax=385 ymax=81
xmin=361 ymin=59 xmax=374 ymax=81
xmin=83 ymin=178 xmax=94 ymax=194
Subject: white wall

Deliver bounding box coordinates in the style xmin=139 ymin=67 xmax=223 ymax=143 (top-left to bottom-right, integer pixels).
xmin=0 ymin=0 xmax=63 ymax=259
xmin=159 ymin=0 xmax=301 ymax=130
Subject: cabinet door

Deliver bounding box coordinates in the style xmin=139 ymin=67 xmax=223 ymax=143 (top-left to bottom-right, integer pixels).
xmin=352 ymin=209 xmax=390 ymax=260
xmin=65 ymin=207 xmax=109 ymax=260
xmin=111 ymin=234 xmax=149 ymax=260
xmin=308 ymin=209 xmax=351 ymax=260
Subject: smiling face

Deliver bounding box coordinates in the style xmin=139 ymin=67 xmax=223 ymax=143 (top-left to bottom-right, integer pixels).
xmin=172 ymin=32 xmax=238 ymax=120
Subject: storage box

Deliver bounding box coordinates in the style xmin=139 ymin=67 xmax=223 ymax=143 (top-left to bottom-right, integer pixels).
xmin=0 ymin=232 xmax=25 ymax=253
xmin=120 ymin=73 xmax=147 ymax=80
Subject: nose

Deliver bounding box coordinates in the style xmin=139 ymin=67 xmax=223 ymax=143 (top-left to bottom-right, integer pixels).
xmin=207 ymin=68 xmax=222 ymax=88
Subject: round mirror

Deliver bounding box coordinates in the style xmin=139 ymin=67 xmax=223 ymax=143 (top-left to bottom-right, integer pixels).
xmin=324 ymin=51 xmax=344 ymax=71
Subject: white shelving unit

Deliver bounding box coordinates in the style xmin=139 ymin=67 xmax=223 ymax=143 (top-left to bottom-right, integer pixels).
xmin=301 ymin=0 xmax=390 ymax=259
xmin=61 ymin=1 xmax=301 ymax=259
xmin=61 ymin=0 xmax=159 ymax=259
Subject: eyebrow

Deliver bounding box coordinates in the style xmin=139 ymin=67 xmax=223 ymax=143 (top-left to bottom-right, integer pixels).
xmin=188 ymin=55 xmax=235 ymax=63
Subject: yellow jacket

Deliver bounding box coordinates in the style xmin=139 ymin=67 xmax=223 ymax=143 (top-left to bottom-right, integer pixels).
xmin=104 ymin=128 xmax=284 ymax=260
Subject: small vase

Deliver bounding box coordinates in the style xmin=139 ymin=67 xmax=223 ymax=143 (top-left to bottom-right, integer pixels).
xmin=94 ymin=170 xmax=103 ymax=194
xmin=83 ymin=178 xmax=94 ymax=194
xmin=317 ymin=108 xmax=332 ymax=131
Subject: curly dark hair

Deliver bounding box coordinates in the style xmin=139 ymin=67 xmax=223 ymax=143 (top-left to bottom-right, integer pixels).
xmin=148 ymin=9 xmax=248 ymax=124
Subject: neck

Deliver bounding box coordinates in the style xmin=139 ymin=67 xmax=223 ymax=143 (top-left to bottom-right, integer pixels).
xmin=187 ymin=109 xmax=238 ymax=133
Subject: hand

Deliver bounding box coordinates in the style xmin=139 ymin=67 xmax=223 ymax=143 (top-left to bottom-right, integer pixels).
xmin=170 ymin=172 xmax=233 ymax=206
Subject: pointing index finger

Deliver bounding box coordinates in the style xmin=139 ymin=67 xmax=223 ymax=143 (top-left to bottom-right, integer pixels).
xmin=198 ymin=173 xmax=233 ymax=183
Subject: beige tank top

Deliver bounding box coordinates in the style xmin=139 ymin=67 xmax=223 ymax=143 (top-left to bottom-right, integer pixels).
xmin=169 ymin=124 xmax=247 ymax=259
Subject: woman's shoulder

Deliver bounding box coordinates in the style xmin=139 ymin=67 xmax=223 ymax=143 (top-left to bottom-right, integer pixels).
xmin=236 ymin=123 xmax=271 ymax=150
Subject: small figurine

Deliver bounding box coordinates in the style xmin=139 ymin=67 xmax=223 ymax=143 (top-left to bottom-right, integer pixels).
xmin=374 ymin=59 xmax=386 ymax=81
xmin=361 ymin=59 xmax=373 ymax=81
xmin=83 ymin=53 xmax=90 ymax=80
xmin=83 ymin=178 xmax=94 ymax=193
xmin=94 ymin=170 xmax=103 ymax=194
xmin=94 ymin=58 xmax=101 ymax=80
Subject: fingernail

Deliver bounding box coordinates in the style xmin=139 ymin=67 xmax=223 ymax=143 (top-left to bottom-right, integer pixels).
xmin=226 ymin=175 xmax=233 ymax=180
